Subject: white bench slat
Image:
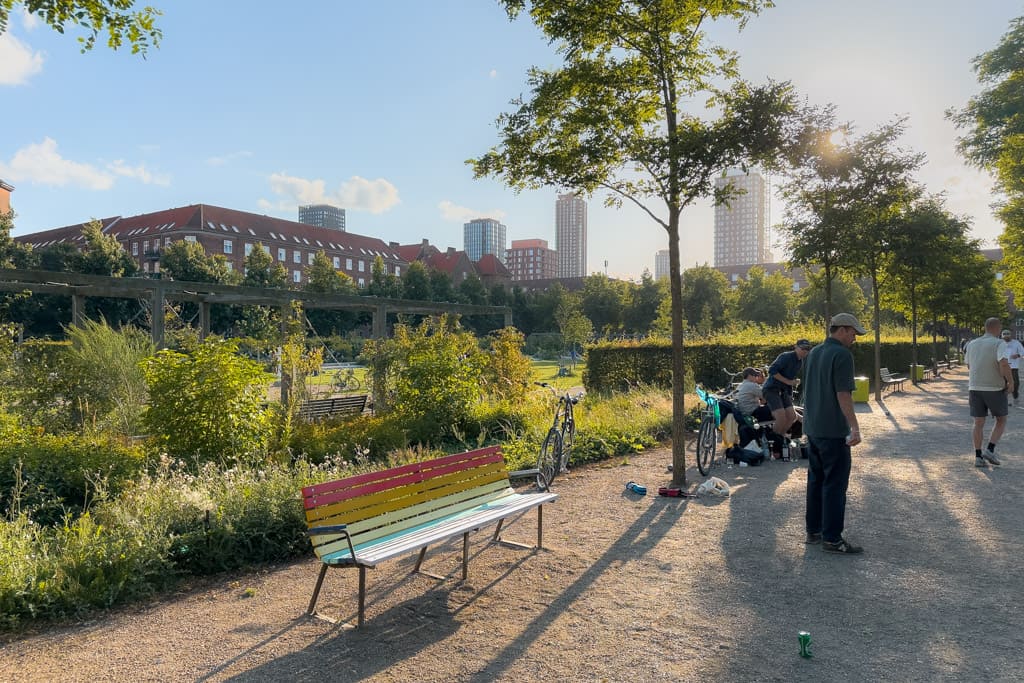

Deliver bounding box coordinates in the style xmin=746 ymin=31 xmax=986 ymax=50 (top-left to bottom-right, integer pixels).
xmin=321 ymin=490 xmax=557 ymax=566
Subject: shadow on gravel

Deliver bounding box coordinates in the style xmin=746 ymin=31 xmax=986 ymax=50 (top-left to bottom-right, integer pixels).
xmin=712 ymin=370 xmax=1024 ymax=682
xmin=222 ymin=498 xmax=687 ymax=682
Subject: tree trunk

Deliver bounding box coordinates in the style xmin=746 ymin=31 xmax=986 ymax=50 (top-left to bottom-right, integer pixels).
xmin=668 ymin=210 xmax=687 ymax=486
xmin=871 ymin=271 xmax=883 ymax=403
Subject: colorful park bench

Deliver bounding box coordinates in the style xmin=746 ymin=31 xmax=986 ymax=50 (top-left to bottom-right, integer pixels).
xmin=302 ymin=446 xmax=557 ymax=626
xmin=297 ymin=394 xmax=368 ymax=421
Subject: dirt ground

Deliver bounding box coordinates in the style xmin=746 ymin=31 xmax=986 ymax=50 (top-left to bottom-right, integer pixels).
xmin=3 ymin=366 xmax=1024 ymax=682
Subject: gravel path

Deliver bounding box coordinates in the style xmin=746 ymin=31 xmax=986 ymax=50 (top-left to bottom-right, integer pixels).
xmin=2 ymin=366 xmax=1023 ymax=682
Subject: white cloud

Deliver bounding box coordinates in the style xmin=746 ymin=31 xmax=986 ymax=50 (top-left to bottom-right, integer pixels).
xmin=206 ymin=150 xmax=253 ymax=166
xmin=263 ymin=172 xmax=400 ymax=214
xmin=489 ymin=69 xmax=498 ymax=78
xmin=20 ymin=9 xmax=40 ymax=30
xmin=438 ymin=200 xmax=506 ymax=223
xmin=0 ymin=138 xmax=113 ymax=189
xmin=0 ymin=33 xmax=44 ymax=86
xmin=107 ymin=159 xmax=171 ymax=186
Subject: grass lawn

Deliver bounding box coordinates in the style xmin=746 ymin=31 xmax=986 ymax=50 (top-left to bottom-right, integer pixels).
xmin=530 ymin=359 xmax=585 ymax=390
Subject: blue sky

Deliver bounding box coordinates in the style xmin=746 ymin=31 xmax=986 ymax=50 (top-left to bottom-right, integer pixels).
xmin=0 ymin=1 xmax=1018 ymax=279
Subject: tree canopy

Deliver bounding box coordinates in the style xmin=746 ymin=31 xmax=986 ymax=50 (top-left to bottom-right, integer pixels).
xmin=0 ymin=0 xmax=162 ymax=54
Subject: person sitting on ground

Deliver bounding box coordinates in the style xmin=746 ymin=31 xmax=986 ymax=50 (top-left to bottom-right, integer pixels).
xmin=734 ymin=367 xmax=784 ymax=456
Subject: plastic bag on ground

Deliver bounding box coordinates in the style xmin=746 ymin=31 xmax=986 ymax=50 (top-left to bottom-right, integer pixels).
xmin=697 ymin=476 xmax=731 ymax=497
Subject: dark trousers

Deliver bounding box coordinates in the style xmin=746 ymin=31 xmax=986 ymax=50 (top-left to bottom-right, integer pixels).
xmin=805 ymin=436 xmax=852 ymax=543
xmin=1013 ymin=368 xmax=1020 ymax=400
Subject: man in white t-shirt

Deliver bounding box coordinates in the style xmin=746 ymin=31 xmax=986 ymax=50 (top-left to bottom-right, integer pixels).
xmin=1000 ymin=329 xmax=1024 ymax=407
xmin=966 ymin=318 xmax=1014 ymax=467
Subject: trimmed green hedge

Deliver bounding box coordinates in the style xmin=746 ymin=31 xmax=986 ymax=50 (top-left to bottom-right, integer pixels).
xmin=584 ymin=337 xmax=954 ymax=394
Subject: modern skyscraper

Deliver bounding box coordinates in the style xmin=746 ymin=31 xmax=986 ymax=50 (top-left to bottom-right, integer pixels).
xmin=298 ymin=204 xmax=346 ymax=231
xmin=555 ymin=192 xmax=587 ymax=278
xmin=654 ymin=249 xmax=670 ymax=280
xmin=463 ymin=217 xmax=507 ymax=264
xmin=713 ymin=170 xmax=771 ymax=267
xmin=506 ymin=238 xmax=557 ymax=281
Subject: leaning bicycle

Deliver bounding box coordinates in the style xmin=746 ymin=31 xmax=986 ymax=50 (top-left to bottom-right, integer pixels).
xmin=332 ymin=367 xmax=362 ymax=393
xmin=534 ymin=382 xmax=583 ymax=491
xmin=695 ymin=383 xmax=732 ymax=477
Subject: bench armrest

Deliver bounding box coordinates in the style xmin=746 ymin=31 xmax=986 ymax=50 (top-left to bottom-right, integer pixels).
xmin=307 ymin=524 xmax=359 ymax=563
xmin=307 ymin=524 xmax=348 ymax=535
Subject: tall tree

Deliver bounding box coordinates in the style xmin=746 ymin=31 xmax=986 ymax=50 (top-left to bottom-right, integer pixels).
xmin=368 ymin=255 xmax=404 ymax=299
xmin=841 ymin=120 xmax=925 ymax=400
xmin=883 ymin=197 xmax=969 ymax=376
xmin=797 ymin=269 xmax=866 ymax=324
xmin=730 ymin=266 xmax=793 ymax=326
xmin=401 ymin=261 xmax=432 ymax=301
xmin=471 ymin=1 xmax=814 ymax=483
xmin=680 ymin=265 xmax=730 ymax=334
xmin=579 ymin=273 xmax=624 ymax=336
xmin=0 ymin=0 xmax=162 ymax=54
xmin=623 ymin=270 xmax=665 ymax=335
xmin=949 ymin=16 xmax=1024 ymax=302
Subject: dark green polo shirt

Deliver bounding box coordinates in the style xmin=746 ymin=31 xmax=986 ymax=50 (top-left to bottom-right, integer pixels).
xmin=802 ymin=337 xmax=856 ymax=439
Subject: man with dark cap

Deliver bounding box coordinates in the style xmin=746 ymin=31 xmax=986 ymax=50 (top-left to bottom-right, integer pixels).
xmin=803 ymin=312 xmax=866 ymax=555
xmin=762 ymin=338 xmax=812 ymax=452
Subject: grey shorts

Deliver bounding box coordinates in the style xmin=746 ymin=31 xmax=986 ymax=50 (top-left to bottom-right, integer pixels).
xmin=969 ymin=390 xmax=1008 ymax=418
xmin=763 ymin=387 xmax=792 ymax=412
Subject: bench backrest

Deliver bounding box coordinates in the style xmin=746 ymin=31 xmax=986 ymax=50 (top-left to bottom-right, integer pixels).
xmin=298 ymin=395 xmax=368 ymax=421
xmin=302 ymin=446 xmax=511 ymax=560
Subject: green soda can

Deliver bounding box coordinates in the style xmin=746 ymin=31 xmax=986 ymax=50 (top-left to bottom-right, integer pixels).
xmin=798 ymin=631 xmax=812 ymax=658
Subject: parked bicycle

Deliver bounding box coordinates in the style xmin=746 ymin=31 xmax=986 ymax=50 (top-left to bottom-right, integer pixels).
xmin=332 ymin=367 xmax=362 ymax=393
xmin=532 ymin=382 xmax=583 ymax=490
xmin=694 ymin=383 xmax=730 ymax=476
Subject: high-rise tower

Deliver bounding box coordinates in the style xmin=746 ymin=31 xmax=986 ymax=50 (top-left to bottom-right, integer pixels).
xmin=298 ymin=204 xmax=346 ymax=231
xmin=463 ymin=217 xmax=507 ymax=264
xmin=556 ymin=192 xmax=587 ymax=278
xmin=713 ymin=170 xmax=771 ymax=267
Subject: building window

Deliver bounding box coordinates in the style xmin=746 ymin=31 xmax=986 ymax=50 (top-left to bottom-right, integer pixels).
xmin=278 ymin=247 xmax=286 ymax=261
xmin=223 ymin=240 xmax=233 ymax=254
xmin=185 ymin=235 xmax=196 ymax=243
xmin=395 ymin=265 xmax=401 ymax=276
xmin=293 ymin=270 xmax=301 ymax=283
xmin=244 ymin=243 xmax=253 ymax=256
xmin=143 ymin=262 xmax=150 ymax=273
xmin=164 ymin=237 xmax=171 ymax=246
xmin=293 ymin=250 xmax=301 ymax=264
xmin=132 ymin=242 xmax=139 ymax=255
xmin=225 ymin=262 xmax=233 ymax=271
xmin=308 ymin=253 xmax=315 ymax=265
xmin=333 ymin=256 xmax=340 ymax=269
xmin=358 ymin=260 xmax=365 ymax=272
xmin=262 ymin=245 xmax=271 ymax=255
xmin=346 ymin=258 xmax=353 ymax=270
xmin=142 ymin=240 xmax=149 ymax=254
xmin=358 ymin=277 xmax=365 ymax=288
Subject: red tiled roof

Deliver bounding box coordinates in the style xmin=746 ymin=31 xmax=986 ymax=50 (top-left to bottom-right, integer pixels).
xmin=475 ymin=253 xmax=510 ymax=277
xmin=16 ymin=203 xmax=406 ymax=262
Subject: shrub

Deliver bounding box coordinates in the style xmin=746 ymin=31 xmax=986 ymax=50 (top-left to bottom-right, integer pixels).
xmin=0 ymin=430 xmax=148 ymax=525
xmin=362 ymin=316 xmax=487 ymax=443
xmin=140 ymin=337 xmax=275 ymax=464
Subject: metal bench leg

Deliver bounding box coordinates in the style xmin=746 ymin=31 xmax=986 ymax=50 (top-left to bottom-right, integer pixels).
xmin=462 ymin=532 xmax=470 ymax=581
xmin=358 ymin=566 xmax=366 ymax=627
xmin=492 ymin=519 xmax=504 ymax=540
xmin=538 ymin=504 xmax=544 ymax=549
xmin=307 ymin=562 xmax=329 ymax=614
xmin=413 ymin=545 xmax=446 ymax=580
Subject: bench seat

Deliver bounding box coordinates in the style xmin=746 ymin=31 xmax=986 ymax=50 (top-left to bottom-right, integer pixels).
xmin=879 ymin=367 xmax=906 ymax=392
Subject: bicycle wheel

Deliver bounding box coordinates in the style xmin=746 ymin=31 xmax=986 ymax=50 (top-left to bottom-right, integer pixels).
xmin=536 ymin=428 xmax=562 ymax=491
xmin=696 ymin=416 xmax=717 ymax=476
xmin=347 ymin=375 xmax=362 ymax=391
xmin=559 ymin=419 xmax=574 ymax=473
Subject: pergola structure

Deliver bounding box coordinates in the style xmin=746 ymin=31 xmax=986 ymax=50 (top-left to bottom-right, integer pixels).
xmin=0 ymin=268 xmax=513 ymax=346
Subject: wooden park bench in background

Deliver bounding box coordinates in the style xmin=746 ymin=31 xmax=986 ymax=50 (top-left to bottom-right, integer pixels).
xmin=879 ymin=368 xmax=907 ymax=392
xmin=302 ymin=446 xmax=557 ymax=626
xmin=297 ymin=394 xmax=368 ymax=421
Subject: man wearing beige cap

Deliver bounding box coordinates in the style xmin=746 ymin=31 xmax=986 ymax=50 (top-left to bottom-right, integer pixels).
xmin=802 ymin=312 xmax=866 ymax=554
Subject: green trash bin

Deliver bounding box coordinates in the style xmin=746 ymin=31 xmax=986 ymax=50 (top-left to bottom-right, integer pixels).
xmin=910 ymin=364 xmax=925 ymax=382
xmin=853 ymin=376 xmax=869 ymax=403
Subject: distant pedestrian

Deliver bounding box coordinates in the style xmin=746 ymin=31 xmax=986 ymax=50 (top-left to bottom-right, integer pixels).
xmin=1000 ymin=330 xmax=1024 ymax=408
xmin=966 ymin=318 xmax=1013 ymax=467
xmin=802 ymin=313 xmax=866 ymax=555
